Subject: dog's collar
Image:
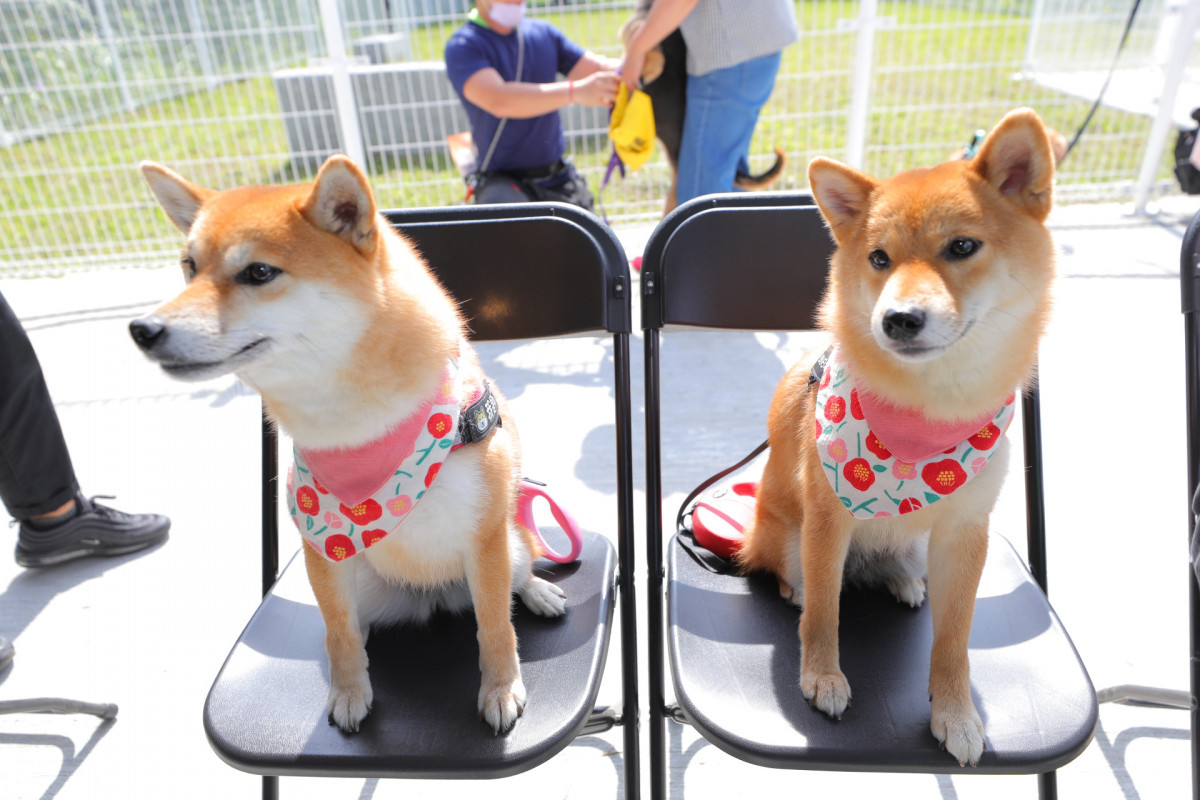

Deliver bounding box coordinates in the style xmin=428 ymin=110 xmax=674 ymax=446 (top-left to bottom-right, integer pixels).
xmin=812 ymin=347 xmax=1015 ymax=519
xmin=287 ymin=356 xmax=502 ymax=562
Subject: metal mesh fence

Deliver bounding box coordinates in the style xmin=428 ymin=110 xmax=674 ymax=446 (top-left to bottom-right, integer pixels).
xmin=1 ymin=0 xmax=1196 ymax=275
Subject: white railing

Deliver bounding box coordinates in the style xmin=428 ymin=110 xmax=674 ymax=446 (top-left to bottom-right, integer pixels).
xmin=1 ymin=0 xmax=1197 ymax=275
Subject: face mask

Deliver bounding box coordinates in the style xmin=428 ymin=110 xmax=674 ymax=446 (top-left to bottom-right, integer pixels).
xmin=488 ymin=1 xmax=525 ymax=29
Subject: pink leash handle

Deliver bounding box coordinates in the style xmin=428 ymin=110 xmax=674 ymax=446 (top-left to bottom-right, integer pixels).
xmin=515 ymin=479 xmax=583 ymax=564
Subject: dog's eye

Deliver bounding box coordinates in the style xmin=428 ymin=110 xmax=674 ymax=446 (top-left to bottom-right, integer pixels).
xmin=238 ymin=262 xmax=282 ymax=285
xmin=181 ymin=257 xmax=196 ymax=281
xmin=946 ymin=238 xmax=981 ymax=260
xmin=868 ymin=249 xmax=891 ymax=270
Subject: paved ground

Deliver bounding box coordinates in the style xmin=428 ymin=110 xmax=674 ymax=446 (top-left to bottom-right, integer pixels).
xmin=0 ymin=194 xmax=1197 ymax=799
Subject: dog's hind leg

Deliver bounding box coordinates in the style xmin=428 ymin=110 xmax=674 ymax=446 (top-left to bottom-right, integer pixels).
xmin=304 ymin=545 xmax=374 ymax=733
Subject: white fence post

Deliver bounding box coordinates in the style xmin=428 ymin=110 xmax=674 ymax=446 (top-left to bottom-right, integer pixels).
xmin=93 ymin=0 xmax=136 ymax=112
xmin=319 ymin=0 xmax=368 ymax=170
xmin=1132 ymin=0 xmax=1200 ymax=213
xmin=845 ymin=0 xmax=879 ymax=169
xmin=184 ymin=0 xmax=219 ymax=89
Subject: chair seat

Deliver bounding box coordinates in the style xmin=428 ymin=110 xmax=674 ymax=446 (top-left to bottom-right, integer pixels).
xmin=204 ymin=530 xmax=616 ymax=779
xmin=668 ymin=533 xmax=1097 ymax=774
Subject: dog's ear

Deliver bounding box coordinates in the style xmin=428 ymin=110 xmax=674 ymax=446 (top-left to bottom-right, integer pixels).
xmin=301 ymin=155 xmax=379 ymax=256
xmin=808 ymin=157 xmax=878 ymax=246
xmin=140 ymin=162 xmax=214 ymax=235
xmin=971 ymin=107 xmax=1055 ymax=222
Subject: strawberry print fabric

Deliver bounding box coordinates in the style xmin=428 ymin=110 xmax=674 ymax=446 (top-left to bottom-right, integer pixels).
xmin=286 ymin=361 xmax=463 ymax=562
xmin=814 ymin=348 xmax=1016 ymax=519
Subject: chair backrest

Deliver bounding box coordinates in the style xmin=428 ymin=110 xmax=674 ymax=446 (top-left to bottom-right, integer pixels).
xmin=640 ymin=191 xmax=823 ymax=331
xmin=385 ymin=203 xmax=631 ymax=340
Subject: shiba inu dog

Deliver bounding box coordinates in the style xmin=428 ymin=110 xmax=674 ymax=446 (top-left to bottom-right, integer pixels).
xmin=737 ymin=108 xmax=1057 ymax=766
xmin=130 ymin=155 xmax=567 ymax=734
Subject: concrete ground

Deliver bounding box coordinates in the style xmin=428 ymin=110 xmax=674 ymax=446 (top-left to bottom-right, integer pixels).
xmin=0 ymin=194 xmax=1197 ymax=799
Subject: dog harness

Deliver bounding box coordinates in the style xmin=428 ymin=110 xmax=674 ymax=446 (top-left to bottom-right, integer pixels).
xmin=287 ymin=358 xmax=501 ymax=562
xmin=813 ymin=347 xmax=1016 ymax=519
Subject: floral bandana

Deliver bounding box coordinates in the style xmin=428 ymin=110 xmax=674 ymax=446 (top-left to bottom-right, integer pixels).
xmin=287 ymin=361 xmax=464 ymax=562
xmin=814 ymin=348 xmax=1016 ymax=519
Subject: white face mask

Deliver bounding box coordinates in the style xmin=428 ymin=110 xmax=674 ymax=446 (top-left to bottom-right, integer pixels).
xmin=488 ymin=1 xmax=525 ymax=29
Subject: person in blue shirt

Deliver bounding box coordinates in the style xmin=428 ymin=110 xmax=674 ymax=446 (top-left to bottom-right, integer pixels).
xmin=445 ymin=0 xmax=620 ymax=209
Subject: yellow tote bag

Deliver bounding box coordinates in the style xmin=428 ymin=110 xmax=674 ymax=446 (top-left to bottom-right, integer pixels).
xmin=608 ymin=83 xmax=655 ymax=171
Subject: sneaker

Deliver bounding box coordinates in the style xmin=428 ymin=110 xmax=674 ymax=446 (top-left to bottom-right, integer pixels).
xmin=15 ymin=494 xmax=170 ymax=568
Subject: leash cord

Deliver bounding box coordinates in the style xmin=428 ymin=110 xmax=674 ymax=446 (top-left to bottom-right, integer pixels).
xmin=674 ymin=438 xmax=768 ymax=535
xmin=1061 ymin=0 xmax=1143 ymax=163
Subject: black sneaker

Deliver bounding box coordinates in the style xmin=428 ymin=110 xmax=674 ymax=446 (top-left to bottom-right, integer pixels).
xmin=15 ymin=495 xmax=170 ymax=568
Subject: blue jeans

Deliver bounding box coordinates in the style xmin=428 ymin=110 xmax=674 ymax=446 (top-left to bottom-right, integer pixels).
xmin=676 ymin=51 xmax=782 ymax=205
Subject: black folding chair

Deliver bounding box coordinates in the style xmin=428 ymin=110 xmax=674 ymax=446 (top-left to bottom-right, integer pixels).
xmin=641 ymin=193 xmax=1097 ymax=799
xmin=1181 ymin=206 xmax=1200 ymax=798
xmin=203 ymin=203 xmax=639 ymax=798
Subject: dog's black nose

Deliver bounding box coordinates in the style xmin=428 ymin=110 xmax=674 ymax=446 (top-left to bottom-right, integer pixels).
xmin=882 ymin=309 xmax=925 ymax=341
xmin=129 ymin=317 xmax=166 ymax=351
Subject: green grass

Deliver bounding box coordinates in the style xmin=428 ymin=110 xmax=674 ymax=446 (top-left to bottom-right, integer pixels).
xmin=0 ymin=1 xmax=1181 ymax=274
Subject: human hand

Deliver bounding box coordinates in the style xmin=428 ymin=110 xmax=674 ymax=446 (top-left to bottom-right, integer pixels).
xmin=619 ymin=48 xmax=645 ymax=93
xmin=574 ymin=70 xmax=620 ymax=108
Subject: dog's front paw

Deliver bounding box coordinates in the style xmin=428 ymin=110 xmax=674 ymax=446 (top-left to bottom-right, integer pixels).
xmin=327 ymin=668 xmax=374 ymax=733
xmin=931 ymin=699 xmax=985 ymax=766
xmin=887 ymin=576 xmax=926 ymax=608
xmin=519 ymin=576 xmax=567 ymax=617
xmin=801 ymin=668 xmax=851 ymax=719
xmin=479 ymin=674 xmax=527 ymax=734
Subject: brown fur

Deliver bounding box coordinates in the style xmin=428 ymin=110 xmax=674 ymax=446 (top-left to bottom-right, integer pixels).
xmin=737 ymin=108 xmax=1058 ymax=766
xmin=133 ymin=155 xmax=565 ymax=734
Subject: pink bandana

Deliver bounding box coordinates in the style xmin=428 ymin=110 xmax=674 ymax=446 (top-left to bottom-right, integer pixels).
xmin=814 ymin=348 xmax=1016 ymax=519
xmin=287 ymin=361 xmax=462 ymax=562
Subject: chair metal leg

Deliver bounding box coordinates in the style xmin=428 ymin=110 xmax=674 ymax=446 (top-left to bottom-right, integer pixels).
xmin=261 ymin=408 xmax=279 ymax=597
xmin=1038 ymin=770 xmax=1056 ymax=800
xmin=612 ymin=332 xmax=642 ymax=800
xmin=262 ymin=775 xmax=277 ymax=800
xmin=644 ymin=330 xmax=668 ymax=800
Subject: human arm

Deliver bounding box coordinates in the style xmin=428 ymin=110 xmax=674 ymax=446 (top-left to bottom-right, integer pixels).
xmin=619 ymin=0 xmax=701 ymax=91
xmin=462 ymin=66 xmax=619 ymax=118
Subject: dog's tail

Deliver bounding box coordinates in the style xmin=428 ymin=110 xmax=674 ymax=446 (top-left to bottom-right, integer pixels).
xmin=734 ymin=147 xmax=787 ymax=190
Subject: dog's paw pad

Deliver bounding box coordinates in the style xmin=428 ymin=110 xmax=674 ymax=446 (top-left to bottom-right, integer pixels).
xmin=326 ymin=674 xmax=374 ymax=733
xmin=801 ymin=670 xmax=851 ymax=719
xmin=887 ymin=577 xmax=926 ymax=608
xmin=931 ymin=703 xmax=985 ymax=766
xmin=479 ymin=676 xmax=527 ymax=734
xmin=520 ymin=577 xmax=567 ymax=618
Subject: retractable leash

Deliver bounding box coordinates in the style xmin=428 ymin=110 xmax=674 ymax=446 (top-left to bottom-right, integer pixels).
xmin=676 ymin=352 xmax=832 ymax=571
xmin=516 ymin=479 xmax=583 ymax=563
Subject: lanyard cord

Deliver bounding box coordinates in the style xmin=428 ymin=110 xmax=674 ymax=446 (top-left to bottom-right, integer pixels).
xmin=476 ymin=24 xmax=524 ymax=179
